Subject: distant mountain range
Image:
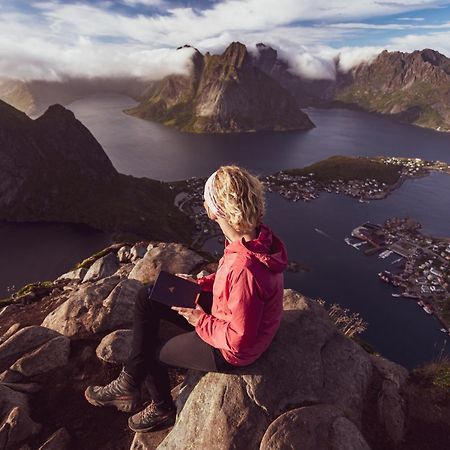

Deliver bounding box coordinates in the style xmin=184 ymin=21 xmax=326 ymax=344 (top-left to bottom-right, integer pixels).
xmin=1 ymin=43 xmax=449 ymax=132
xmin=0 ymin=99 xmax=193 ymax=242
xmin=254 ymin=44 xmax=450 ymax=132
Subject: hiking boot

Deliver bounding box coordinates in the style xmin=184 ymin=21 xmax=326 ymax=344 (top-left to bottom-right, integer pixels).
xmin=128 ymin=399 xmax=176 ymax=433
xmin=84 ymin=369 xmax=141 ymax=413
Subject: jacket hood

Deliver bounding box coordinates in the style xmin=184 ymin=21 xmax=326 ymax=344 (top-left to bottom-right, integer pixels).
xmin=224 ymin=223 xmax=288 ymax=273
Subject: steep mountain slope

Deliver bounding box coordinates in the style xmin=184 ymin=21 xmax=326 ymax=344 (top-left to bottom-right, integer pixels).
xmin=125 ymin=42 xmax=314 ymax=133
xmin=334 ymin=49 xmax=450 ymax=131
xmin=0 ymin=100 xmax=193 ymax=242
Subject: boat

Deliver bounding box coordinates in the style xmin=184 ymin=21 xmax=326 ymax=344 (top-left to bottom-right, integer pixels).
xmin=391 ymin=293 xmax=402 ymax=297
xmin=422 ymin=305 xmax=433 ymax=314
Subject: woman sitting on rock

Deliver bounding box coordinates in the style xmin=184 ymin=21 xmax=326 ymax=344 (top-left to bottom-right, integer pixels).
xmin=85 ymin=165 xmax=288 ymax=433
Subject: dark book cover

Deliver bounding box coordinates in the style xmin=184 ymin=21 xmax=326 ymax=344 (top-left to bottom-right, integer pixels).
xmin=149 ymin=270 xmax=202 ymax=308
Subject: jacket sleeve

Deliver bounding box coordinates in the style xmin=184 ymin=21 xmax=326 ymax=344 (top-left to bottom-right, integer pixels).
xmin=196 ymin=272 xmax=216 ymax=292
xmin=195 ymin=267 xmax=264 ymax=353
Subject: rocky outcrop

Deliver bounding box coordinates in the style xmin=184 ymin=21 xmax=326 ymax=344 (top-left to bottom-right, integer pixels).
xmin=155 ymin=290 xmax=378 ymax=449
xmin=125 ymin=42 xmax=315 ymax=133
xmin=0 ymin=99 xmax=194 ymax=242
xmin=1 ymin=240 xmax=444 ymax=450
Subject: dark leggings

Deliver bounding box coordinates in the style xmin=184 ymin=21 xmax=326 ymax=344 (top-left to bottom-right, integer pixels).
xmin=124 ymin=283 xmax=234 ymax=403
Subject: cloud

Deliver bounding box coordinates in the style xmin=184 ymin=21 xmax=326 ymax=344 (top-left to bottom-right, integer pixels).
xmin=396 ymin=16 xmax=425 ymax=19
xmin=386 ymin=29 xmax=450 ymax=55
xmin=0 ymin=0 xmax=449 ymax=81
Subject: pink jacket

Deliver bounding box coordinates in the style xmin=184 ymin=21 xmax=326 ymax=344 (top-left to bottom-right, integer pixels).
xmin=195 ymin=223 xmax=288 ymax=366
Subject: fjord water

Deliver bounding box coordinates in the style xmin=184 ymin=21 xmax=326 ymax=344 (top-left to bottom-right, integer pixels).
xmin=2 ymin=93 xmax=449 ymax=367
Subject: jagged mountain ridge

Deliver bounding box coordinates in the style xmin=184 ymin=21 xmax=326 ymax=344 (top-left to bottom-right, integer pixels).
xmin=334 ymin=49 xmax=450 ymax=131
xmin=253 ymin=44 xmax=450 ymax=131
xmin=0 ymin=100 xmax=193 ymax=242
xmin=124 ymin=42 xmax=315 ymax=133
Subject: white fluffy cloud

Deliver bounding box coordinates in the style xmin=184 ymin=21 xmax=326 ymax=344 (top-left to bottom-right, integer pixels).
xmin=0 ymin=0 xmax=448 ymax=81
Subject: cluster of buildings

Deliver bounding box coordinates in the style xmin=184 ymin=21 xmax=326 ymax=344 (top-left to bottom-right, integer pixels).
xmin=375 ymin=156 xmax=450 ymax=177
xmin=349 ymin=217 xmax=450 ymax=332
xmin=262 ymin=172 xmax=390 ymax=203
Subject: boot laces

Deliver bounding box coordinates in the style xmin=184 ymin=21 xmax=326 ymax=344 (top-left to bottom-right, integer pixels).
xmin=101 ymin=371 xmax=130 ymax=396
xmin=140 ymin=402 xmax=160 ymax=422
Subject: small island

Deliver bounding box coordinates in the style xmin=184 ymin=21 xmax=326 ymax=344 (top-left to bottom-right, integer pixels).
xmin=347 ymin=217 xmax=450 ymax=332
xmin=263 ymin=155 xmax=450 ymax=203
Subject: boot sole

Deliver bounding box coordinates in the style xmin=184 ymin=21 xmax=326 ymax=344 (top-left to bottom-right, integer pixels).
xmin=128 ymin=413 xmax=176 ymax=433
xmin=84 ymin=388 xmax=141 ymax=413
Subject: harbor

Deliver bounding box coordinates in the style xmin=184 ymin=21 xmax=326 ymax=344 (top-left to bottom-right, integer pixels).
xmin=346 ymin=217 xmax=450 ymax=333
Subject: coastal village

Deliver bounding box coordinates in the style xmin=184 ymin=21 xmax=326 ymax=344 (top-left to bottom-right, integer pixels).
xmin=262 ymin=156 xmax=450 ymax=203
xmin=347 ymin=217 xmax=450 ymax=333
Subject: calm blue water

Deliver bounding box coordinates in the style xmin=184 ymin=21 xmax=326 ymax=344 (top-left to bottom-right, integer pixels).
xmin=2 ymin=93 xmax=449 ymax=368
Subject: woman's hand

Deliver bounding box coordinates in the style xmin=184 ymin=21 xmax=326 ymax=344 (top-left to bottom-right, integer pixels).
xmin=172 ymin=304 xmax=205 ymax=326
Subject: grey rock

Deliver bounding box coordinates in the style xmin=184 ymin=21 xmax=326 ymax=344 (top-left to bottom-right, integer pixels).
xmin=130 ymin=242 xmax=148 ymax=262
xmin=117 ymin=245 xmax=132 ymax=263
xmin=91 ymin=279 xmax=142 ymax=333
xmin=0 ymin=382 xmax=42 ymax=393
xmin=11 ymin=335 xmax=70 ymax=377
xmin=82 ymin=252 xmax=120 ymax=283
xmin=57 ymin=267 xmax=87 ymax=282
xmin=0 ymin=385 xmax=41 ymax=449
xmin=0 ymin=369 xmax=26 ymax=384
xmin=41 ymin=275 xmax=120 ymax=337
xmin=157 ymin=291 xmax=373 ymax=450
xmin=128 ymin=243 xmax=204 ymax=284
xmin=371 ymin=354 xmax=409 ymax=445
xmin=96 ymin=329 xmax=132 ymax=364
xmin=0 ymin=323 xmax=20 ymax=344
xmin=38 ymin=427 xmax=71 ymax=450
xmin=260 ymin=404 xmax=371 ymax=450
xmin=0 ymin=326 xmax=60 ymax=372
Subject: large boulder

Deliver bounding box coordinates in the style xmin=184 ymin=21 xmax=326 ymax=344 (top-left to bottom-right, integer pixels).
xmin=10 ymin=335 xmax=70 ymax=377
xmin=370 ymin=354 xmax=409 ymax=445
xmin=260 ymin=404 xmax=371 ymax=450
xmin=82 ymin=252 xmax=120 ymax=283
xmin=91 ymin=279 xmax=142 ymax=333
xmin=41 ymin=275 xmax=121 ymax=337
xmin=157 ymin=290 xmax=373 ymax=450
xmin=0 ymin=385 xmax=41 ymax=449
xmin=0 ymin=326 xmax=61 ymax=373
xmin=128 ymin=243 xmax=204 ymax=284
xmin=96 ymin=329 xmax=133 ymax=364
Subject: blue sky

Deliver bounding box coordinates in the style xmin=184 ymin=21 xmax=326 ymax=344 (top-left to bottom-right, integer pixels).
xmin=1 ymin=0 xmax=450 ymax=80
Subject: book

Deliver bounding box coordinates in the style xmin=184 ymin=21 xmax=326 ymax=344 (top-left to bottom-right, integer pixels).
xmin=149 ymin=270 xmax=202 ymax=308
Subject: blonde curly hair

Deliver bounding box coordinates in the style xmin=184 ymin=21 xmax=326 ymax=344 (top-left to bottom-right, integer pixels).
xmin=213 ymin=165 xmax=266 ymax=234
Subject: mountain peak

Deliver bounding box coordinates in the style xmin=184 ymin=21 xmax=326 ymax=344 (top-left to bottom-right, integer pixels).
xmin=39 ymin=103 xmax=76 ymax=122
xmin=222 ymin=41 xmax=249 ymax=67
